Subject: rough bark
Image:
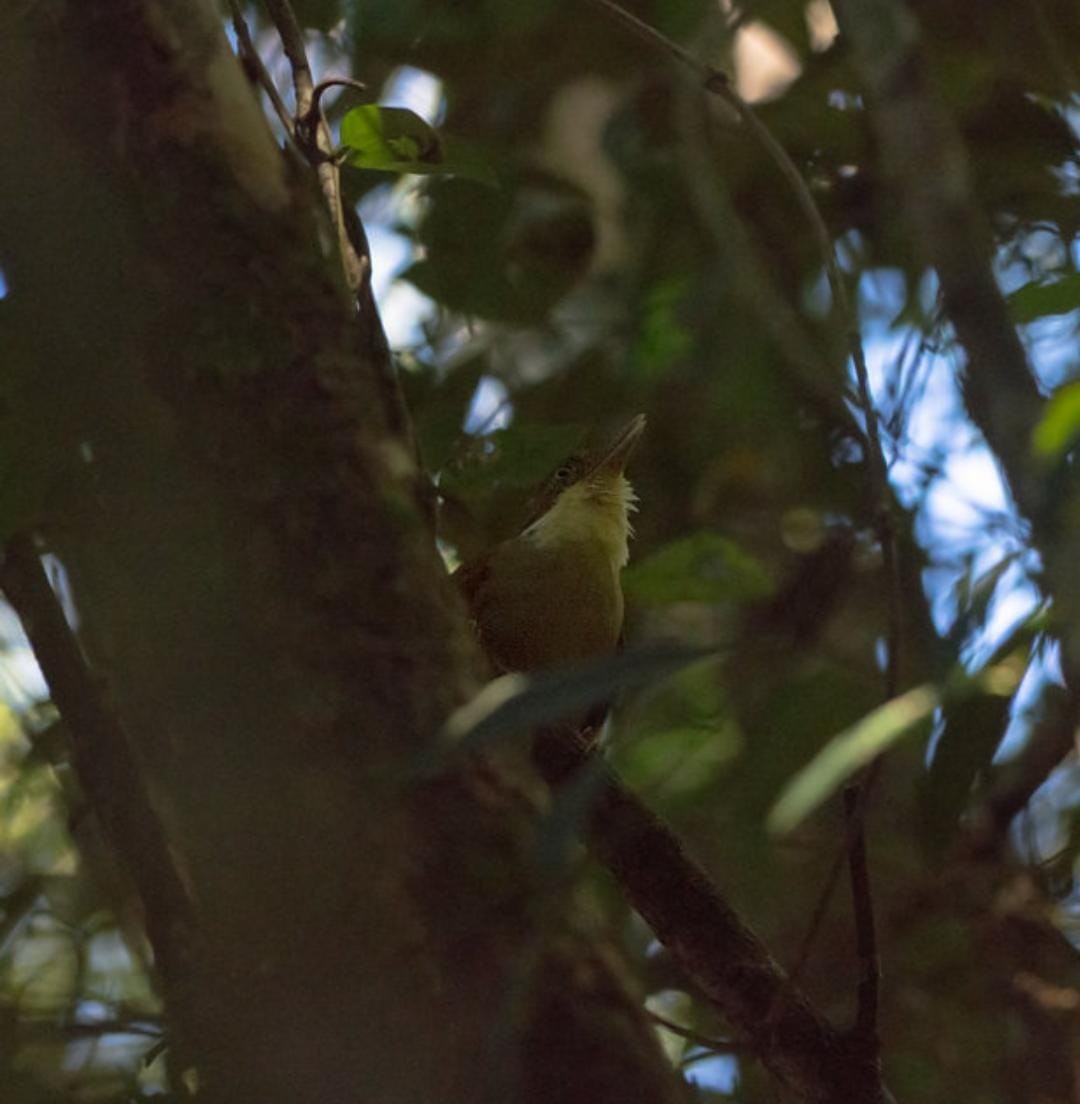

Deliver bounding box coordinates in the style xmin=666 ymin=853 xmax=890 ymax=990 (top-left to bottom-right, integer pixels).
xmin=0 ymin=4 xmax=684 ymax=1102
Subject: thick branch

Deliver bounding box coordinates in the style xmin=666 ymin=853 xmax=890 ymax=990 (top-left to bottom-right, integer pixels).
xmin=533 ymin=727 xmax=895 ymax=1104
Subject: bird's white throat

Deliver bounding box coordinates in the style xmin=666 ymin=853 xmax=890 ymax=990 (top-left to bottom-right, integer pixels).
xmin=521 ymin=475 xmax=638 ymax=568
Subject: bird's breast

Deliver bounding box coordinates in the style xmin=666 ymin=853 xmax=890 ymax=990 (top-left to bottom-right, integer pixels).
xmin=465 ymin=537 xmax=624 ymax=673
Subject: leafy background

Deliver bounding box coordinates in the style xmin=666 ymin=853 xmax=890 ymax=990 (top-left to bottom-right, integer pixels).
xmin=1 ymin=0 xmax=1080 ymax=1099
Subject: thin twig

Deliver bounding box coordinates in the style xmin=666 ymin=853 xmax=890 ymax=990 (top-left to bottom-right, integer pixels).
xmin=585 ymin=0 xmax=889 ymax=1048
xmin=261 ymin=0 xmax=365 ymax=293
xmin=583 ymin=0 xmax=871 ymax=394
xmin=227 ymin=0 xmax=295 ymax=139
xmin=15 ymin=1016 xmax=163 ymax=1042
xmin=844 ymin=780 xmax=880 ymax=1041
xmin=259 ymin=0 xmax=415 ymax=451
xmin=788 ymin=843 xmax=847 ymax=986
xmin=310 ymin=76 xmax=369 ymax=123
xmin=261 ymin=0 xmax=314 ymax=113
xmin=646 ymin=1009 xmax=752 ymax=1056
xmin=584 ymin=0 xmax=708 ymax=74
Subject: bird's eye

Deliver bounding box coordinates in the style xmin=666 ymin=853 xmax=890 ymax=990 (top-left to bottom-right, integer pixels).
xmin=554 ymin=458 xmax=583 ymax=487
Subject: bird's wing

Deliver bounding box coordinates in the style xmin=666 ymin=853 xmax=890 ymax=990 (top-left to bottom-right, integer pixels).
xmin=452 ymin=556 xmax=508 ymax=675
xmin=452 ymin=557 xmax=490 ymax=614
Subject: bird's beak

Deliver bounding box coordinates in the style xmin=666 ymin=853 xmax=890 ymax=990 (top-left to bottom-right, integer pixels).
xmin=589 ymin=413 xmax=646 ymax=478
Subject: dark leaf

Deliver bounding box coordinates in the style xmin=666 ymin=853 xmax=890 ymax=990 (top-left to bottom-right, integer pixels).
xmin=439 ymin=644 xmax=721 ymax=754
xmin=624 ymin=531 xmax=774 ymax=605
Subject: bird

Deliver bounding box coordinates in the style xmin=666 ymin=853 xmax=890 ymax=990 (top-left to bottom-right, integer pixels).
xmin=454 ymin=414 xmax=645 ymax=676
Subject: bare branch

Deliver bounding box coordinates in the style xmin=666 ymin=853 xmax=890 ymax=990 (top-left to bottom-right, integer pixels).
xmin=261 ymin=0 xmax=365 ymax=293
xmin=532 ymin=726 xmax=894 ymax=1104
xmin=227 ymin=0 xmax=294 ymax=139
xmin=646 ymin=1009 xmax=752 ymax=1056
xmin=259 ymin=0 xmax=415 ymax=450
xmin=844 ymin=782 xmax=881 ymax=1041
xmin=583 ymin=0 xmax=872 ymax=441
xmin=0 ymin=535 xmax=197 ymax=987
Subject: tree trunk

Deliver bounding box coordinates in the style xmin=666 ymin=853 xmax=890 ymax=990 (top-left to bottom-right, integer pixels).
xmin=0 ymin=4 xmax=683 ymax=1102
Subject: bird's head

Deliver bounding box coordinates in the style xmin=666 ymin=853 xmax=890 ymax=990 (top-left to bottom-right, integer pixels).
xmin=518 ymin=414 xmax=645 ymax=568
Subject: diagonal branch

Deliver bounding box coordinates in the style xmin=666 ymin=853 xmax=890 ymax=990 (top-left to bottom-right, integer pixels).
xmin=0 ymin=535 xmax=197 ymax=986
xmin=532 ymin=726 xmax=895 ymax=1104
xmin=261 ymin=0 xmax=364 ymax=294
xmin=227 ymin=0 xmax=294 ymax=139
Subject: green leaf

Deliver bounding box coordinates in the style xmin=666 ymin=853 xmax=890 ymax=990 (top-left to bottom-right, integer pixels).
xmin=340 ymin=105 xmax=497 ymax=185
xmin=1032 ymin=380 xmax=1080 ymax=460
xmin=410 ymin=356 xmax=486 ymax=473
xmin=616 ymin=722 xmax=742 ymax=800
xmin=1006 ymin=273 xmax=1080 ymax=323
xmin=767 ymin=684 xmax=941 ymax=835
xmin=438 ymin=644 xmax=721 ymax=754
xmin=403 ymin=176 xmax=593 ymax=323
xmin=447 ymin=424 xmax=584 ymax=492
xmin=768 ymin=655 xmax=1026 ymax=834
xmin=624 ymin=532 xmax=774 ymax=605
xmin=632 ymin=278 xmax=693 ymax=381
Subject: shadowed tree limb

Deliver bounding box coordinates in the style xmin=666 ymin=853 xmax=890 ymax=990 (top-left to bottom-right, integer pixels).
xmin=0 ymin=535 xmax=197 ymax=981
xmin=533 ymin=726 xmax=896 ymax=1104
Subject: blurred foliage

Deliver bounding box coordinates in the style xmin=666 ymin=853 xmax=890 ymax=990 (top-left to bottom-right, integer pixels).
xmin=3 ymin=0 xmax=1080 ymax=1097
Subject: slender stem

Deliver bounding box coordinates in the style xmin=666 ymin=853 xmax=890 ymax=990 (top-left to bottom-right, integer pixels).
xmin=257 ymin=0 xmax=418 ymax=464
xmin=581 ymin=0 xmax=891 ymax=1055
xmin=227 ymin=0 xmax=295 ymax=139
xmin=844 ymin=780 xmax=880 ymax=1041
xmin=646 ymin=1009 xmax=751 ymax=1056
xmin=788 ymin=842 xmax=847 ymax=986
xmin=261 ymin=0 xmax=314 ymax=114
xmin=583 ymin=0 xmax=871 ymax=404
xmin=261 ymin=0 xmax=365 ymax=293
xmin=310 ymin=76 xmax=369 ymax=122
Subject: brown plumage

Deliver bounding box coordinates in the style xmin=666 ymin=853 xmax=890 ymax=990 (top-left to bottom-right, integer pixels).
xmin=454 ymin=415 xmax=645 ymax=675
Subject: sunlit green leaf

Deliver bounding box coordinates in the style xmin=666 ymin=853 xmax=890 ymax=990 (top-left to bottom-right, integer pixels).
xmin=1032 ymin=380 xmax=1080 ymax=460
xmin=340 ymin=105 xmax=496 ymax=185
xmin=1007 ymin=273 xmax=1080 ymax=324
xmin=767 ymin=684 xmax=941 ymax=835
xmin=768 ymin=656 xmax=1026 ymax=834
xmin=616 ymin=723 xmax=742 ymax=800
